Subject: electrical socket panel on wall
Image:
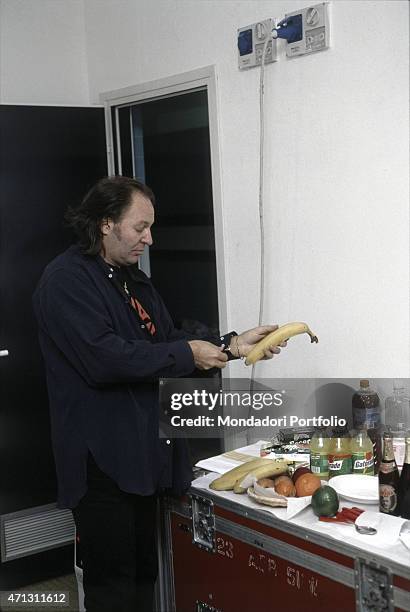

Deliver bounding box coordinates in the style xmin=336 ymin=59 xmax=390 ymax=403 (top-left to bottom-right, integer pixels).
xmin=237 ymin=19 xmax=277 ymax=70
xmin=285 ymin=3 xmax=329 ymax=58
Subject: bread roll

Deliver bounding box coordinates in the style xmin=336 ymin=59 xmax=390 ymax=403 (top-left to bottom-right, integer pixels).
xmin=275 ymin=476 xmax=296 ymax=497
xmin=274 ymin=474 xmax=291 ymax=486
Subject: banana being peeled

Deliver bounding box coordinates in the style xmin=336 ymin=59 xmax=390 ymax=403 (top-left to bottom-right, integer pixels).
xmin=233 ymin=460 xmax=290 ymax=494
xmin=245 ymin=322 xmax=318 ymax=366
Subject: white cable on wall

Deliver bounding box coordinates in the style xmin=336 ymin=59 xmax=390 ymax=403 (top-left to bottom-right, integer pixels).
xmin=247 ymin=33 xmax=272 ymax=444
xmin=256 ymin=33 xmax=271 ymax=330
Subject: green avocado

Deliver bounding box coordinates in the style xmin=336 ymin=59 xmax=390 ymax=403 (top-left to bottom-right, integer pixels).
xmin=311 ymin=485 xmax=339 ymax=517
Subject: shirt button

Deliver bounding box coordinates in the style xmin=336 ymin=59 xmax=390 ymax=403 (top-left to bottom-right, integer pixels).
xmin=166 ymin=439 xmax=171 ymax=445
xmin=140 ymin=324 xmax=145 ymax=329
xmin=108 ymin=273 xmax=113 ymax=278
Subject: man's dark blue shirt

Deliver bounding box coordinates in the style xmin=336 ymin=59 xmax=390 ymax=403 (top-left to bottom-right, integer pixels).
xmin=33 ymin=245 xmax=196 ymax=508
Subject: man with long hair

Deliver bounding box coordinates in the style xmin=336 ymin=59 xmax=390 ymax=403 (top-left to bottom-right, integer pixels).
xmin=33 ymin=176 xmax=284 ymax=612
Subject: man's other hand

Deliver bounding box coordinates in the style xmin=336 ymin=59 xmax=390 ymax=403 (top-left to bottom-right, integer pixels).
xmin=187 ymin=340 xmax=228 ymax=370
xmin=237 ymin=325 xmax=287 ymax=360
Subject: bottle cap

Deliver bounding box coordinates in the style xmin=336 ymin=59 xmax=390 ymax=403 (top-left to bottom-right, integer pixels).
xmin=360 ymin=379 xmax=369 ymax=388
xmin=393 ymin=378 xmax=405 ymax=391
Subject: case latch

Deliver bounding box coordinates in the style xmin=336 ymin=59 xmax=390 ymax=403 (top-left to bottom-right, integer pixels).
xmin=355 ymin=558 xmax=393 ymax=611
xmin=190 ymin=494 xmax=215 ymax=553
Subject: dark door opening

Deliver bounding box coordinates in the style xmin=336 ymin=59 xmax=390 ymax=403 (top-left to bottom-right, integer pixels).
xmin=113 ymin=89 xmax=222 ymax=463
xmin=0 ymin=104 xmax=107 ymax=587
xmin=114 ymin=90 xmax=219 ymax=338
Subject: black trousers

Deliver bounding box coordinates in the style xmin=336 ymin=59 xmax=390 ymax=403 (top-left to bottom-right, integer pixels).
xmin=72 ymin=453 xmax=158 ymax=612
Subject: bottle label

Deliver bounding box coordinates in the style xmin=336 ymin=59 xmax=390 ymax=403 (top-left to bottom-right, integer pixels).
xmin=379 ymin=484 xmax=398 ymax=513
xmin=310 ymin=453 xmax=329 ymax=477
xmin=353 ymin=407 xmax=381 ymax=428
xmin=328 ymin=453 xmax=352 ymax=476
xmin=379 ymin=462 xmax=397 ymax=474
xmin=392 ymin=438 xmax=405 ymax=469
xmin=352 ymin=451 xmax=374 ymax=475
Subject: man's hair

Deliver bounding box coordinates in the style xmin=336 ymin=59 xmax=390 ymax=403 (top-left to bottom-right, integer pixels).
xmin=65 ymin=176 xmax=155 ymax=255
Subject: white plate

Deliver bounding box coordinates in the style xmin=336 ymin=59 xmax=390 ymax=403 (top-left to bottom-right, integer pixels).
xmin=329 ymin=474 xmax=378 ymax=504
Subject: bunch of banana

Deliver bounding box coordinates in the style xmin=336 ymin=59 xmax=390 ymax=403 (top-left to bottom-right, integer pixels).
xmin=209 ymin=458 xmax=290 ymax=493
xmin=245 ymin=321 xmax=318 ymax=366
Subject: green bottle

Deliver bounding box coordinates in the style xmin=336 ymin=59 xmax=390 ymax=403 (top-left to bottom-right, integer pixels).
xmin=351 ymin=428 xmax=374 ymax=475
xmin=310 ymin=427 xmax=330 ymax=480
xmin=328 ymin=428 xmax=352 ymax=478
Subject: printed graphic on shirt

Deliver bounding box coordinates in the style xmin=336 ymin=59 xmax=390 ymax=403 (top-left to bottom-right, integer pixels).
xmin=130 ymin=295 xmax=156 ymax=336
xmin=122 ymin=279 xmax=156 ymax=335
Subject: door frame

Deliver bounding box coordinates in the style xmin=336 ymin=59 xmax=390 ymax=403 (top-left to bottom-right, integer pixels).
xmin=100 ymin=65 xmax=228 ymax=336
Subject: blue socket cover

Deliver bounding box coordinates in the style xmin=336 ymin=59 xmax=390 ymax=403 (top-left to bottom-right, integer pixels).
xmin=238 ymin=29 xmax=253 ymax=56
xmin=274 ymin=14 xmax=303 ymax=44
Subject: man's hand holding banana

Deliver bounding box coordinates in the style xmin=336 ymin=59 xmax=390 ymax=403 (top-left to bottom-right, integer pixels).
xmin=235 ymin=325 xmax=287 ymax=361
xmin=188 ymin=322 xmax=318 ymax=369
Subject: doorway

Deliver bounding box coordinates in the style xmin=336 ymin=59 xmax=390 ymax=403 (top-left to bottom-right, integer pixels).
xmin=101 ymin=67 xmax=227 ymax=461
xmin=113 ymin=90 xmax=219 ymax=336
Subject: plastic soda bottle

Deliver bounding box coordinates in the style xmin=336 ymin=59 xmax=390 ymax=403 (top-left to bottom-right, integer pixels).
xmin=328 ymin=428 xmax=352 ymax=478
xmin=352 ymin=379 xmax=381 ymax=428
xmin=352 ymin=380 xmax=382 ymax=473
xmin=310 ymin=427 xmax=330 ymax=480
xmin=351 ymin=428 xmax=374 ymax=475
xmin=385 ymin=380 xmax=410 ymax=469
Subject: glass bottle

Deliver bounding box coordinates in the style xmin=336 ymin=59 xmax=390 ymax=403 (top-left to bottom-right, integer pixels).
xmin=310 ymin=426 xmax=330 ymax=480
xmin=385 ymin=381 xmax=410 ymax=469
xmin=328 ymin=428 xmax=352 ymax=479
xmin=351 ymin=428 xmax=374 ymax=475
xmin=379 ymin=433 xmax=400 ymax=516
xmin=352 ymin=379 xmax=382 ymax=473
xmin=398 ymin=436 xmax=410 ymax=519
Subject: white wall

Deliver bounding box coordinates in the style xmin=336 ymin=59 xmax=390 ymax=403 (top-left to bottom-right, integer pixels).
xmin=0 ymin=0 xmax=89 ymax=104
xmin=83 ymin=0 xmax=409 ymax=378
xmin=0 ymin=0 xmax=408 ymax=377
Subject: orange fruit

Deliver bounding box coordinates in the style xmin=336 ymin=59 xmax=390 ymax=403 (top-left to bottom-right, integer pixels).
xmin=295 ymin=472 xmax=321 ymax=497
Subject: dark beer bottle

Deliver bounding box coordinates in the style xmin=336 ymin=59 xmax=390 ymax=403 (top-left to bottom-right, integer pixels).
xmin=398 ymin=436 xmax=410 ymax=519
xmin=379 ymin=433 xmax=400 ymax=516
